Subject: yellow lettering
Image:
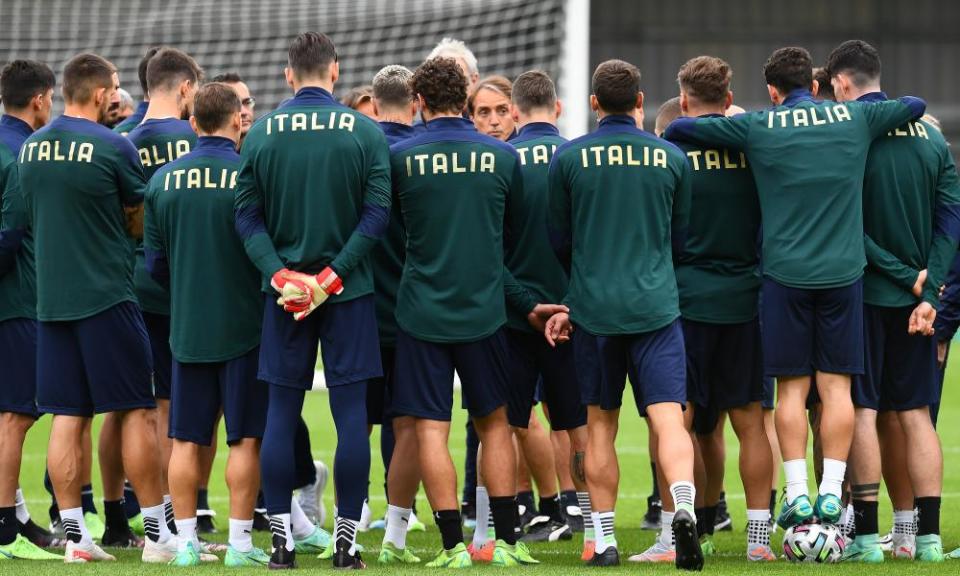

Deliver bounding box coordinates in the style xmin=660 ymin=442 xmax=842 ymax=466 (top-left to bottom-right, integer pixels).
xmin=339 ymin=113 xmax=355 ymax=132
xmin=517 ymin=147 xmax=529 ymax=165
xmin=705 ymin=150 xmax=721 ymax=170
xmin=77 ymin=143 xmax=93 ymax=163
xmin=686 ymin=150 xmax=702 ymax=171
xmin=414 ymin=154 xmax=429 ymax=175
xmin=653 ymin=148 xmax=667 ymax=168
xmin=532 ymin=145 xmax=550 ymax=165
xmin=37 ymin=141 xmax=50 ymax=161
xmin=187 ymin=168 xmax=201 ymax=189
xmin=916 ymin=122 xmax=929 ymax=139
xmin=291 ymin=113 xmax=307 ymax=132
xmin=792 ymin=108 xmax=809 ymax=127
xmin=432 ymin=152 xmax=448 ymax=174
xmin=607 ymin=145 xmax=623 ymax=166
xmin=480 ymin=152 xmax=495 ymax=173
xmin=452 ymin=152 xmax=467 ymax=173
xmin=626 ymin=145 xmax=640 ymax=166
xmin=833 ymin=104 xmax=851 ymax=122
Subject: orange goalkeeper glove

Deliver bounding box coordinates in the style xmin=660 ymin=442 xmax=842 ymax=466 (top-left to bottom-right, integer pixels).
xmin=271 ymin=267 xmax=344 ymax=321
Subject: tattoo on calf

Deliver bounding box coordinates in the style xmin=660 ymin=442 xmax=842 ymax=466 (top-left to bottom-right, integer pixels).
xmin=573 ymin=451 xmax=586 ymax=484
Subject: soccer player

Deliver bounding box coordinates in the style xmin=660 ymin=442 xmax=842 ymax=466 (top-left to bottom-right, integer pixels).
xmin=469 ymin=76 xmax=516 ymax=141
xmin=0 ymin=59 xmax=62 ymax=561
xmin=341 ymin=85 xmax=377 ymax=120
xmin=544 ymin=59 xmax=702 ymax=570
xmin=388 ymin=56 xmax=539 ymax=568
xmin=813 ymin=67 xmax=836 ymax=101
xmin=211 ymin=73 xmax=256 ymax=146
xmin=143 ymin=82 xmax=270 ymax=567
xmin=116 ymin=89 xmax=135 ymax=124
xmin=234 ymin=32 xmax=389 ymax=569
xmin=825 ymin=39 xmax=957 ymax=563
xmin=654 ymin=97 xmax=681 ymax=137
xmin=503 ymin=70 xmax=587 ymax=547
xmin=427 ymin=38 xmax=480 ymax=94
xmin=18 ymin=52 xmax=177 ymax=563
xmin=114 ymin=46 xmax=159 ymax=136
xmin=667 ymin=55 xmax=774 ymax=561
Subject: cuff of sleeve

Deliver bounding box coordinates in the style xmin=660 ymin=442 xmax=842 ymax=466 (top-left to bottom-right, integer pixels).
xmin=244 ymin=233 xmax=285 ymax=279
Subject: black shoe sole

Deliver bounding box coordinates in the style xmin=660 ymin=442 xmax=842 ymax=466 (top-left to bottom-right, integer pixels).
xmin=587 ymin=548 xmax=620 ymax=567
xmin=673 ymin=513 xmax=704 ymax=571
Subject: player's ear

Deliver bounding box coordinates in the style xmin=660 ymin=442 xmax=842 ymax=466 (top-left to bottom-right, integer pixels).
xmin=589 ymin=94 xmax=599 ymax=112
xmin=680 ymin=92 xmax=689 ymax=114
xmin=635 ymin=90 xmax=644 ymax=111
xmin=555 ymin=98 xmax=562 ymax=119
xmin=766 ymin=84 xmax=779 ymax=105
xmin=330 ymin=60 xmax=340 ymax=84
xmin=510 ymin=103 xmax=520 ymax=123
xmin=189 ymin=115 xmax=199 ymax=134
xmin=725 ymin=91 xmax=734 ymax=111
xmin=284 ymin=67 xmax=295 ymax=90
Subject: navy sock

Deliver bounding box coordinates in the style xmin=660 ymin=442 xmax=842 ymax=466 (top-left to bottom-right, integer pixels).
xmin=293 ymin=417 xmax=316 ymax=489
xmin=769 ymin=489 xmax=777 ymax=517
xmin=260 ymin=385 xmax=306 ymax=515
xmin=435 ymin=510 xmax=463 ymax=551
xmin=517 ymin=490 xmax=537 ymax=514
xmin=43 ymin=468 xmax=55 ymax=497
xmin=650 ymin=461 xmax=659 ymax=498
xmin=0 ymin=507 xmax=17 ymax=545
xmin=256 ymin=491 xmax=266 ymax=510
xmin=491 ymin=496 xmax=519 ymax=545
xmin=329 ymin=380 xmax=371 ymax=520
xmin=915 ymin=496 xmax=941 ymax=536
xmin=853 ymin=500 xmax=878 ymax=536
xmin=123 ymin=481 xmax=141 ymax=518
xmin=104 ymin=499 xmax=128 ymax=532
xmin=381 ymin=416 xmax=396 ymax=496
xmin=560 ymin=490 xmax=578 ymax=512
xmin=539 ymin=494 xmax=562 ymax=523
xmin=81 ymin=484 xmax=97 ymax=515
xmin=462 ymin=421 xmax=479 ymax=507
xmin=196 ymin=489 xmax=209 ymax=511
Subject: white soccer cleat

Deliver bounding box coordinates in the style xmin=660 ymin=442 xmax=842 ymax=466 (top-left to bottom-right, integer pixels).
xmin=628 ymin=540 xmax=676 ymax=563
xmin=891 ymin=533 xmax=916 ymax=559
xmin=142 ymin=537 xmax=220 ymax=563
xmin=64 ymin=540 xmax=116 ymax=563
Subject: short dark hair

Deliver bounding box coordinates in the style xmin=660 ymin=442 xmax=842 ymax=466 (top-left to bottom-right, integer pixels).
xmin=138 ymin=47 xmax=161 ymax=97
xmin=812 ymin=67 xmax=835 ymax=101
xmin=512 ymin=70 xmax=556 ymax=114
xmin=654 ymin=96 xmax=682 ymax=136
xmin=193 ymin=82 xmax=240 ymax=133
xmin=62 ymin=53 xmax=116 ymax=105
xmin=146 ymin=48 xmax=202 ymax=94
xmin=372 ymin=65 xmax=414 ymax=109
xmin=411 ymin=57 xmax=468 ymax=114
xmin=763 ymin=47 xmax=813 ymax=94
xmin=211 ymin=72 xmax=244 ymax=84
xmin=824 ymin=39 xmax=881 ymax=87
xmin=1 ymin=60 xmax=55 ymax=109
xmin=288 ymin=32 xmax=338 ymax=80
xmin=341 ymin=85 xmax=373 ymax=110
xmin=592 ymin=59 xmax=641 ymax=115
xmin=678 ymin=56 xmax=732 ymax=105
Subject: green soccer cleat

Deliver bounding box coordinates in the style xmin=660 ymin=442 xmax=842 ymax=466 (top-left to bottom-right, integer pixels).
xmin=128 ymin=513 xmax=145 ymax=537
xmin=425 ymin=542 xmax=472 ymax=568
xmin=378 ymin=541 xmax=421 ymax=564
xmin=85 ymin=512 xmax=106 ymax=541
xmin=916 ymin=534 xmax=944 ymax=562
xmin=0 ymin=534 xmax=63 ymax=560
xmin=842 ymin=534 xmax=884 ymax=563
xmin=946 ymin=546 xmax=960 ymax=559
xmin=491 ymin=539 xmax=540 ymax=566
xmin=699 ymin=536 xmax=716 ymax=557
xmin=408 ymin=511 xmax=427 ymax=532
xmin=294 ymin=526 xmax=331 ymax=554
xmin=168 ymin=541 xmax=201 ymax=567
xmin=317 ymin=537 xmax=363 ymax=559
xmin=224 ymin=545 xmax=271 ymax=567
xmin=776 ymin=494 xmax=814 ymax=530
xmin=814 ymin=493 xmax=843 ymax=525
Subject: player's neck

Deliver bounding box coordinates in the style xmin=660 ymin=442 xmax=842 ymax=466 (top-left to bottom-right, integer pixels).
xmin=684 ymin=104 xmax=725 ymax=118
xmin=63 ymin=103 xmax=100 ymax=123
xmin=144 ymin=93 xmax=182 ymax=121
xmin=843 ymin=83 xmax=882 ymax=102
xmin=292 ymin=79 xmax=334 ymax=94
xmin=198 ymin=129 xmax=239 ymax=147
xmin=3 ymin=108 xmax=40 ymax=131
xmin=421 ymin=109 xmax=462 ymax=122
xmin=378 ymin=111 xmax=413 ymax=125
xmin=517 ymin=111 xmax=557 ymax=129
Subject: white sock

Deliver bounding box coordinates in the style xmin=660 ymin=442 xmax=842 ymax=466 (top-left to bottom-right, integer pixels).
xmin=576 ymin=492 xmax=594 ymax=540
xmin=229 ymin=518 xmax=254 ymax=552
xmin=819 ymin=458 xmax=846 ymax=497
xmin=335 ymin=516 xmax=359 ymax=554
xmin=893 ymin=509 xmax=916 ymax=535
xmin=14 ymin=489 xmax=30 ymax=523
xmin=383 ymin=505 xmax=411 ymax=549
xmin=669 ymin=481 xmax=696 ymax=515
xmin=142 ymin=503 xmax=172 ymax=543
xmin=592 ymin=511 xmax=616 ymax=553
xmin=270 ymin=513 xmax=295 ymax=551
xmin=746 ymin=509 xmax=771 ymax=547
xmin=175 ymin=517 xmax=198 ymax=552
xmin=472 ymin=487 xmax=490 ymax=548
xmin=783 ymin=459 xmax=809 ymax=502
xmin=60 ymin=507 xmax=93 ymax=546
xmin=659 ymin=510 xmax=675 ymax=547
xmin=290 ymin=497 xmax=314 ymax=539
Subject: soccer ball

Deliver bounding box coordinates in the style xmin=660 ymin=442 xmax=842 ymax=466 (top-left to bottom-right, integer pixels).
xmin=782 ymin=523 xmax=845 ymax=563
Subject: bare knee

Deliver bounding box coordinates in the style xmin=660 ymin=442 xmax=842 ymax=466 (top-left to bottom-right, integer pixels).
xmin=0 ymin=412 xmax=34 ymax=437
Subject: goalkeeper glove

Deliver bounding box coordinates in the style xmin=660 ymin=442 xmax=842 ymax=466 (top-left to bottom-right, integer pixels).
xmin=271 ymin=267 xmax=344 ymax=321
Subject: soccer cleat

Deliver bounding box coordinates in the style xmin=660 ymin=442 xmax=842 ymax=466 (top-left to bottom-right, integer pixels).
xmin=64 ymin=539 xmax=116 ymax=563
xmin=168 ymin=541 xmax=201 ymax=567
xmin=0 ymin=534 xmax=63 ymax=560
xmin=332 ymin=540 xmax=365 ymax=569
xmin=521 ymin=516 xmax=572 ymax=542
xmin=200 ymin=537 xmax=228 ymax=553
xmin=253 ymin=509 xmax=271 ymax=532
xmin=491 ymin=539 xmax=540 ymax=566
xmin=627 ymin=540 xmax=675 ymax=563
xmin=197 ymin=510 xmax=217 ymax=534
xmin=18 ymin=519 xmax=56 ymax=549
xmin=369 ymin=518 xmax=386 ymax=530
xmin=746 ymin=543 xmax=776 ymax=561
xmin=378 ymin=541 xmax=420 ymax=564
xmin=715 ymin=496 xmax=733 ymax=532
xmin=946 ymin=545 xmax=960 ymax=559
xmin=890 ymin=532 xmax=916 ymax=559
xmin=587 ymin=546 xmax=620 ymax=567
xmin=467 ymin=541 xmax=494 ymax=562
xmin=915 ymin=534 xmax=944 ymax=562
xmin=518 ymin=504 xmax=538 ymax=529
xmin=142 ymin=537 xmax=219 ymax=564
xmin=100 ymin=525 xmax=144 ymax=548
xmin=673 ymin=509 xmax=704 ymax=571
xmin=84 ymin=512 xmax=106 ymax=541
xmin=425 ymin=542 xmax=472 ymax=568
xmin=357 ymin=499 xmax=372 ymax=532
xmin=128 ymin=513 xmax=145 ymax=537
xmin=581 ymin=539 xmax=596 ymax=561
xmin=269 ymin=534 xmax=297 ymax=569
xmin=842 ymin=535 xmax=884 ymax=563
xmin=293 ymin=525 xmax=331 ymax=554
xmin=565 ymin=505 xmax=585 ymax=533
xmin=225 ymin=545 xmax=271 ymax=567
xmin=641 ymin=496 xmax=661 ymax=530
xmin=699 ymin=536 xmax=716 ymax=556
xmin=460 ymin=502 xmax=477 ymax=530
xmin=814 ymin=493 xmax=843 ymax=525
xmin=408 ymin=510 xmax=426 ymax=532
xmin=776 ymin=494 xmax=814 ymax=530
xmin=878 ymin=531 xmax=893 ymax=551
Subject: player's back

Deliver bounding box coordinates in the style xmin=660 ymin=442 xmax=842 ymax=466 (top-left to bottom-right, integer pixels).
xmin=549 ymin=115 xmax=690 ymax=335
xmin=19 ymin=115 xmax=144 ymax=321
xmin=147 ymin=136 xmax=261 ymax=362
xmin=390 ymin=116 xmax=520 ymax=343
xmin=0 ymin=115 xmax=36 ymax=322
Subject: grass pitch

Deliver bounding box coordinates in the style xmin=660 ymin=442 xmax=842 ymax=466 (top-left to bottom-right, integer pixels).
xmin=10 ymin=364 xmax=960 ymax=574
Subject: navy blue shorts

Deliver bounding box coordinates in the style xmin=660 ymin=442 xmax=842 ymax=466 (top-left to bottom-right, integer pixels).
xmin=37 ymin=302 xmax=155 ymax=416
xmin=574 ymin=319 xmax=687 ymax=413
xmin=367 ymin=346 xmax=394 ymax=425
xmin=169 ymin=346 xmax=268 ymax=445
xmin=683 ymin=318 xmax=764 ymax=411
xmin=762 ymin=377 xmax=775 ymax=409
xmin=392 ymin=328 xmax=509 ymax=421
xmin=0 ymin=318 xmax=38 ymax=417
xmin=259 ymin=294 xmax=382 ymax=390
xmin=142 ymin=311 xmax=172 ymax=400
xmin=505 ymin=329 xmax=586 ymax=430
xmin=859 ymin=304 xmax=938 ymax=411
xmin=761 ymin=278 xmax=864 ymax=377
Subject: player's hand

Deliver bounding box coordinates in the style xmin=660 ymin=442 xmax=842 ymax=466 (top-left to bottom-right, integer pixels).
xmin=544 ymin=312 xmax=573 ymax=347
xmin=937 ymin=339 xmax=950 ymax=369
xmin=271 ymin=267 xmax=343 ymax=321
xmin=527 ymin=303 xmax=569 ymax=333
xmin=912 ymin=269 xmax=928 ymax=298
xmin=908 ymin=301 xmax=936 ymax=336
xmin=124 ymin=204 xmax=144 ymax=239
